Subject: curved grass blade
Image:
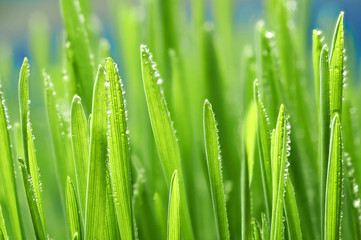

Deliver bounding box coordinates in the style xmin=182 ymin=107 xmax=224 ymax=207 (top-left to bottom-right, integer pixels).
xmin=167 ymin=171 xmax=180 ymax=240
xmin=18 ymin=58 xmax=46 ymax=238
xmin=284 ymin=178 xmax=302 ymax=240
xmin=70 ymin=95 xmax=89 ymax=214
xmin=66 ymin=176 xmax=82 ymax=239
xmin=0 ymin=86 xmax=23 ymax=239
xmin=324 ymin=114 xmax=343 ymax=240
xmin=85 ymin=65 xmax=107 ymax=239
xmin=203 ymin=100 xmax=230 ymax=240
xmin=140 ymin=44 xmax=193 ymax=240
xmin=105 ymin=57 xmax=134 ymax=240
xmin=270 ymin=104 xmax=290 ymax=240
xmin=0 ymin=206 xmax=8 ymax=240
xmin=329 ymin=12 xmax=344 ymax=117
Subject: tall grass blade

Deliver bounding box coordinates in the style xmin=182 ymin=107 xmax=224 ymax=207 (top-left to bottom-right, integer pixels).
xmin=203 ymin=99 xmax=230 ymax=240
xmin=140 ymin=44 xmax=193 ymax=240
xmin=0 ymin=86 xmax=23 ymax=239
xmin=105 ymin=57 xmax=134 ymax=239
xmin=329 ymin=12 xmax=344 ymax=117
xmin=252 ymin=220 xmax=261 ymax=240
xmin=284 ymin=178 xmax=302 ymax=240
xmin=18 ymin=58 xmax=47 ymax=238
xmin=261 ymin=213 xmax=269 ymax=240
xmin=85 ymin=65 xmax=107 ymax=239
xmin=105 ymin=167 xmax=121 ymax=240
xmin=324 ymin=114 xmax=343 ymax=240
xmin=313 ymin=29 xmax=324 ymax=108
xmin=167 ymin=171 xmax=180 ymax=240
xmin=66 ymin=176 xmax=82 ymax=239
xmin=70 ymin=95 xmax=89 ymax=214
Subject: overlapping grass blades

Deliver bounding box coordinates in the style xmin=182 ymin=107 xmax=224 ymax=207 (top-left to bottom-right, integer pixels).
xmin=203 ymin=100 xmax=230 ymax=240
xmin=167 ymin=171 xmax=180 ymax=240
xmin=66 ymin=176 xmax=82 ymax=239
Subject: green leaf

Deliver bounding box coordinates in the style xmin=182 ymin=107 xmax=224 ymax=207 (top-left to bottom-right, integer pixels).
xmin=0 ymin=85 xmax=23 ymax=239
xmin=61 ymin=0 xmax=95 ymax=111
xmin=270 ymin=104 xmax=290 ymax=240
xmin=0 ymin=206 xmax=8 ymax=240
xmin=167 ymin=171 xmax=180 ymax=240
xmin=324 ymin=114 xmax=343 ymax=240
xmin=252 ymin=220 xmax=261 ymax=240
xmin=329 ymin=12 xmax=344 ymax=118
xmin=85 ymin=65 xmax=107 ymax=239
xmin=105 ymin=166 xmax=121 ymax=240
xmin=140 ymin=44 xmax=194 ymax=240
xmin=284 ymin=178 xmax=302 ymax=240
xmin=105 ymin=57 xmax=134 ymax=240
xmin=313 ymin=29 xmax=324 ymax=109
xmin=18 ymin=58 xmax=47 ymax=238
xmin=66 ymin=177 xmax=82 ymax=239
xmin=261 ymin=213 xmax=269 ymax=240
xmin=154 ymin=192 xmax=167 ymax=238
xmin=70 ymin=95 xmax=89 ymax=214
xmin=241 ymin=144 xmax=251 ymax=240
xmin=203 ymin=99 xmax=230 ymax=240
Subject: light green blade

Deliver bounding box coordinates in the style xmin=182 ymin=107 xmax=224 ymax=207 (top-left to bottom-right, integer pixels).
xmin=324 ymin=114 xmax=343 ymax=240
xmin=70 ymin=95 xmax=89 ymax=214
xmin=312 ymin=29 xmax=324 ymax=109
xmin=0 ymin=206 xmax=8 ymax=240
xmin=203 ymin=100 xmax=230 ymax=240
xmin=261 ymin=213 xmax=269 ymax=240
xmin=252 ymin=220 xmax=261 ymax=240
xmin=105 ymin=57 xmax=134 ymax=240
xmin=167 ymin=171 xmax=180 ymax=240
xmin=0 ymin=86 xmax=23 ymax=239
xmin=85 ymin=65 xmax=107 ymax=239
xmin=105 ymin=166 xmax=121 ymax=240
xmin=284 ymin=178 xmax=302 ymax=240
xmin=140 ymin=44 xmax=194 ymax=240
xmin=270 ymin=104 xmax=290 ymax=240
xmin=60 ymin=0 xmax=95 ymax=111
xmin=66 ymin=176 xmax=82 ymax=239
xmin=329 ymin=12 xmax=344 ymax=118
xmin=18 ymin=58 xmax=47 ymax=238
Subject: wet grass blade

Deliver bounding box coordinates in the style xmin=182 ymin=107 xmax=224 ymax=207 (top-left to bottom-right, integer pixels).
xmin=284 ymin=178 xmax=302 ymax=240
xmin=261 ymin=213 xmax=269 ymax=240
xmin=203 ymin=100 xmax=230 ymax=240
xmin=105 ymin=58 xmax=134 ymax=240
xmin=18 ymin=58 xmax=47 ymax=238
xmin=313 ymin=29 xmax=324 ymax=108
xmin=167 ymin=171 xmax=180 ymax=240
xmin=0 ymin=86 xmax=23 ymax=239
xmin=105 ymin=167 xmax=121 ymax=240
xmin=270 ymin=104 xmax=289 ymax=240
xmin=85 ymin=65 xmax=107 ymax=239
xmin=324 ymin=114 xmax=343 ymax=240
xmin=140 ymin=45 xmax=193 ymax=240
xmin=252 ymin=220 xmax=261 ymax=240
xmin=66 ymin=177 xmax=82 ymax=239
xmin=329 ymin=12 xmax=344 ymax=118
xmin=70 ymin=95 xmax=89 ymax=214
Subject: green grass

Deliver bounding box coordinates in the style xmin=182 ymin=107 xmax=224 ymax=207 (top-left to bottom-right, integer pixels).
xmin=0 ymin=0 xmax=361 ymax=239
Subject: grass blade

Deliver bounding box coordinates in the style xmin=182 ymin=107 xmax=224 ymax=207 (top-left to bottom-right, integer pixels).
xmin=18 ymin=58 xmax=47 ymax=238
xmin=252 ymin=220 xmax=261 ymax=240
xmin=261 ymin=213 xmax=269 ymax=240
xmin=105 ymin=57 xmax=134 ymax=239
xmin=70 ymin=95 xmax=89 ymax=214
xmin=0 ymin=86 xmax=23 ymax=239
xmin=66 ymin=177 xmax=82 ymax=239
xmin=312 ymin=29 xmax=324 ymax=108
xmin=284 ymin=178 xmax=302 ymax=240
xmin=167 ymin=171 xmax=180 ymax=240
xmin=329 ymin=12 xmax=344 ymax=117
xmin=324 ymin=114 xmax=343 ymax=240
xmin=140 ymin=45 xmax=193 ymax=240
xmin=0 ymin=206 xmax=8 ymax=239
xmin=105 ymin=167 xmax=121 ymax=240
xmin=203 ymin=99 xmax=230 ymax=240
xmin=85 ymin=65 xmax=107 ymax=239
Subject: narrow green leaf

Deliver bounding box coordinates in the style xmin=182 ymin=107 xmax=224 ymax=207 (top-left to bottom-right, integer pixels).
xmin=252 ymin=220 xmax=261 ymax=240
xmin=284 ymin=178 xmax=302 ymax=240
xmin=105 ymin=57 xmax=134 ymax=240
xmin=154 ymin=192 xmax=167 ymax=238
xmin=66 ymin=176 xmax=82 ymax=239
xmin=70 ymin=95 xmax=89 ymax=214
xmin=313 ymin=29 xmax=324 ymax=108
xmin=85 ymin=65 xmax=107 ymax=239
xmin=270 ymin=104 xmax=290 ymax=240
xmin=203 ymin=99 xmax=230 ymax=240
xmin=329 ymin=12 xmax=344 ymax=117
xmin=18 ymin=58 xmax=46 ymax=238
xmin=140 ymin=44 xmax=194 ymax=240
xmin=241 ymin=146 xmax=251 ymax=240
xmin=261 ymin=213 xmax=269 ymax=240
xmin=0 ymin=86 xmax=23 ymax=239
xmin=105 ymin=166 xmax=121 ymax=240
xmin=167 ymin=171 xmax=180 ymax=240
xmin=0 ymin=206 xmax=8 ymax=240
xmin=324 ymin=114 xmax=343 ymax=240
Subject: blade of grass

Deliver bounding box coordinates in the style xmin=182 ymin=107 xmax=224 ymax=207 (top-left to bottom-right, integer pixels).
xmin=66 ymin=176 xmax=82 ymax=239
xmin=261 ymin=213 xmax=269 ymax=240
xmin=324 ymin=114 xmax=343 ymax=240
xmin=0 ymin=206 xmax=8 ymax=240
xmin=329 ymin=12 xmax=344 ymax=118
xmin=241 ymin=139 xmax=251 ymax=240
xmin=313 ymin=29 xmax=324 ymax=109
xmin=284 ymin=177 xmax=302 ymax=240
xmin=105 ymin=166 xmax=121 ymax=240
xmin=252 ymin=220 xmax=261 ymax=240
xmin=0 ymin=85 xmax=23 ymax=239
xmin=154 ymin=192 xmax=167 ymax=238
xmin=18 ymin=58 xmax=47 ymax=238
xmin=105 ymin=57 xmax=134 ymax=240
xmin=167 ymin=170 xmax=180 ymax=240
xmin=140 ymin=44 xmax=194 ymax=240
xmin=85 ymin=65 xmax=107 ymax=239
xmin=203 ymin=99 xmax=230 ymax=240
xmin=70 ymin=95 xmax=89 ymax=215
